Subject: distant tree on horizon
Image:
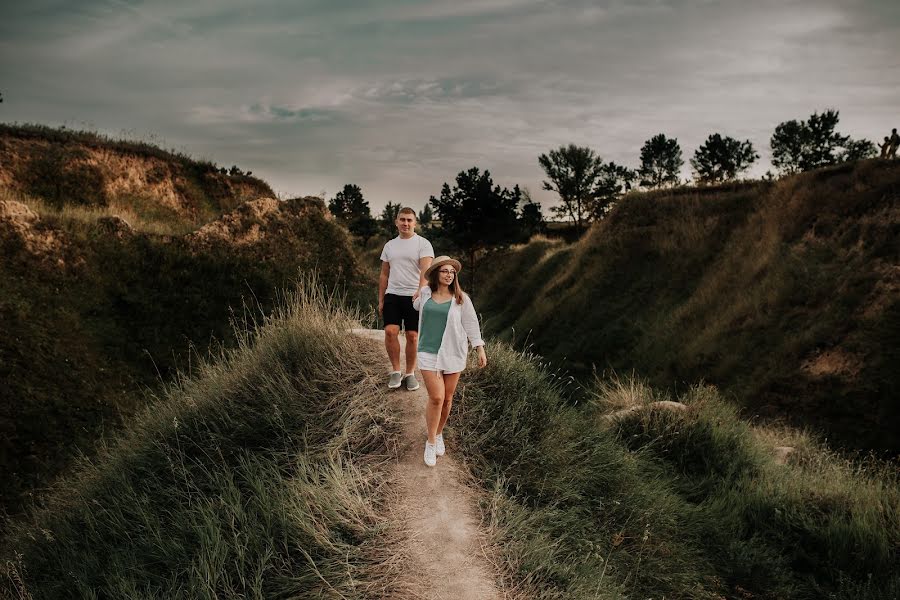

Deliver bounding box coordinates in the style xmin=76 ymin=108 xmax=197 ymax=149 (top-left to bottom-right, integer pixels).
xmin=418 ymin=203 xmax=433 ymax=226
xmin=429 ymin=166 xmax=520 ymax=293
xmin=638 ymin=134 xmax=683 ymax=189
xmin=691 ymin=133 xmax=758 ymax=184
xmin=329 ymin=184 xmax=378 ymax=245
xmin=328 ymin=184 xmax=365 ymax=220
xmin=771 ymin=109 xmax=875 ymax=174
xmin=842 ymin=138 xmax=878 ymax=162
xmin=592 ymin=161 xmax=636 ymax=220
xmin=539 ymin=144 xmax=631 ymax=232
xmin=519 ymin=188 xmax=547 ymax=238
xmin=379 ymin=201 xmax=402 ymax=237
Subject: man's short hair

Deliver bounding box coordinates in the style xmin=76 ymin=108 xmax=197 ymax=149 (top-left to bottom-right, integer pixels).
xmin=398 ymin=207 xmax=416 ymax=218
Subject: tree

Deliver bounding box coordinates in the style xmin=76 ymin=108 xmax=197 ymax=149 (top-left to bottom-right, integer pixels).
xmin=428 ymin=167 xmax=521 ymax=292
xmin=690 ymin=133 xmax=759 ymax=184
xmin=770 ymin=109 xmax=869 ymax=174
xmin=418 ymin=203 xmax=433 ymax=226
xmin=328 ymin=184 xmax=366 ymax=221
xmin=638 ymin=134 xmax=683 ymax=188
xmin=592 ymin=162 xmax=636 ymax=219
xmin=539 ymin=144 xmax=631 ymax=231
xmin=379 ymin=202 xmax=401 ymax=237
xmin=328 ymin=184 xmax=378 ymax=245
xmin=841 ymin=138 xmax=877 ymax=162
xmin=770 ymin=119 xmax=805 ymax=174
xmin=519 ymin=188 xmax=546 ymax=238
xmin=349 ymin=215 xmax=379 ymax=246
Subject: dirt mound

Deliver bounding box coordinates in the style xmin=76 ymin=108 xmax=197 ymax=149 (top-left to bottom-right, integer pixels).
xmin=0 ymin=199 xmax=67 ymax=261
xmin=186 ymin=196 xmax=331 ymax=248
xmin=95 ymin=215 xmax=134 ymax=239
xmin=0 ymin=125 xmax=275 ymax=221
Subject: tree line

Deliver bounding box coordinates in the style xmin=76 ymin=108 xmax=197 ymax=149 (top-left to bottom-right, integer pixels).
xmin=542 ymin=109 xmax=876 ymax=230
xmin=328 ymin=108 xmax=879 ymax=289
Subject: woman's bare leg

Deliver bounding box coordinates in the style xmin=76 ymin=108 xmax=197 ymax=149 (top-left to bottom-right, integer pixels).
xmin=421 ymin=370 xmax=445 ymax=444
xmin=437 ymin=372 xmax=461 ymax=435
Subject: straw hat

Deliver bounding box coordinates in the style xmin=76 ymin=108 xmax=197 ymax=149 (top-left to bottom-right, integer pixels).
xmin=424 ymin=256 xmax=462 ymax=279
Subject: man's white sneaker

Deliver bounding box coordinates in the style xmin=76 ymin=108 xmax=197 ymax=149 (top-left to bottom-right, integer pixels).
xmin=388 ymin=371 xmax=402 ymax=389
xmin=404 ymin=373 xmax=420 ymax=391
xmin=424 ymin=441 xmax=437 ymax=467
xmin=435 ymin=433 xmax=445 ymax=456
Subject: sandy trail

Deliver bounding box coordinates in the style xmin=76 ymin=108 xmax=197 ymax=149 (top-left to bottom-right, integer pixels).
xmin=353 ymin=328 xmax=503 ymax=600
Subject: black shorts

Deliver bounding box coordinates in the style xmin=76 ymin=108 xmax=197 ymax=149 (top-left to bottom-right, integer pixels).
xmin=383 ymin=293 xmax=419 ymax=331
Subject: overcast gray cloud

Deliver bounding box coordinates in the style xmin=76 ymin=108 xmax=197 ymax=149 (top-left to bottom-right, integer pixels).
xmin=2 ymin=0 xmax=899 ymax=213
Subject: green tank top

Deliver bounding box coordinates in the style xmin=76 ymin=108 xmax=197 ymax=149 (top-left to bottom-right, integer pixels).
xmin=418 ymin=297 xmax=452 ymax=354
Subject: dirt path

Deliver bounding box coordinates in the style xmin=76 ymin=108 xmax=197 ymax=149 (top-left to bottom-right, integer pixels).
xmin=352 ymin=329 xmax=503 ymax=600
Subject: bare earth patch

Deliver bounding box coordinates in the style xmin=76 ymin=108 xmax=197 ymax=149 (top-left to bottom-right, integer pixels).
xmin=800 ymin=347 xmax=864 ymax=379
xmin=353 ymin=329 xmax=503 ymax=600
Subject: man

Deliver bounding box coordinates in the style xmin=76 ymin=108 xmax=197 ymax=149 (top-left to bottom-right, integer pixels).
xmin=889 ymin=128 xmax=900 ymax=159
xmin=378 ymin=207 xmax=434 ymax=390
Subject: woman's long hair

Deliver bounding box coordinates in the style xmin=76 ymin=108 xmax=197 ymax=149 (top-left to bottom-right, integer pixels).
xmin=427 ymin=265 xmax=465 ymax=305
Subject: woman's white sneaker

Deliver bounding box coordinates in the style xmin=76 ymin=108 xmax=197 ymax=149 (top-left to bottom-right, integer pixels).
xmin=424 ymin=441 xmax=437 ymax=467
xmin=435 ymin=433 xmax=446 ymax=456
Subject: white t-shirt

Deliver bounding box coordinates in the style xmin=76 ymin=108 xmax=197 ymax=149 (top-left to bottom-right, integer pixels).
xmin=380 ymin=234 xmax=435 ymax=296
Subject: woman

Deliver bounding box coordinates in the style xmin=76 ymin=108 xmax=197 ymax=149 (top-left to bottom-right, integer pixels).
xmin=413 ymin=256 xmax=487 ymax=467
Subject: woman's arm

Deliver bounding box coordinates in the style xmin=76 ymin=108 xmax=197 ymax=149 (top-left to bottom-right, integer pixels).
xmin=413 ymin=285 xmax=430 ymax=311
xmin=460 ymin=295 xmax=484 ymax=349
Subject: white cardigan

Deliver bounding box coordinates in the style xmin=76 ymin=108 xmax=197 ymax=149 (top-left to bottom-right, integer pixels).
xmin=413 ymin=285 xmax=485 ymax=373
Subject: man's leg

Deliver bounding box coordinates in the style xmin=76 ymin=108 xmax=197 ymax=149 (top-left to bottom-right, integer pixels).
xmin=404 ymin=330 xmax=418 ymax=374
xmin=384 ymin=325 xmax=401 ymax=373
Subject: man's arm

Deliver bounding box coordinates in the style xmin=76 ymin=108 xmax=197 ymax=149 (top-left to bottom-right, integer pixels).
xmin=378 ymin=262 xmax=390 ymax=316
xmin=412 ymin=256 xmax=433 ymax=301
xmin=418 ymin=256 xmax=433 ymax=288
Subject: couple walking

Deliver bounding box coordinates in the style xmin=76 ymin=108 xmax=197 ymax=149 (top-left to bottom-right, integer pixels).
xmin=377 ymin=207 xmax=487 ymax=467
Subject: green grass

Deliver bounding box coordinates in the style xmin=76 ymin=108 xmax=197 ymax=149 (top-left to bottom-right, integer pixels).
xmin=453 ymin=343 xmax=900 ymax=599
xmin=1 ymin=280 xmax=405 ymax=599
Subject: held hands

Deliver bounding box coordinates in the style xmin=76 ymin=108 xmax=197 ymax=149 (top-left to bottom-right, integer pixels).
xmin=477 ymin=346 xmax=488 ymax=369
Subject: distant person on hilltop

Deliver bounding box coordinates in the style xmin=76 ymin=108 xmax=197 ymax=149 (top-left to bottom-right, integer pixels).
xmin=413 ymin=256 xmax=487 ymax=467
xmin=889 ymin=128 xmax=900 ymax=159
xmin=880 ymin=136 xmax=892 ymax=159
xmin=378 ymin=207 xmax=434 ymax=391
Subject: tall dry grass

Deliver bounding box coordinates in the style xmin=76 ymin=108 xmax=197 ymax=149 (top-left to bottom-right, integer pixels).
xmin=1 ymin=279 xmax=407 ymax=598
xmin=453 ymin=341 xmax=900 ymax=599
xmin=2 ymin=188 xmax=197 ymax=236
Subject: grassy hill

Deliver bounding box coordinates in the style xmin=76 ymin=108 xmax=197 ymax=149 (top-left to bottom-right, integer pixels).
xmin=453 ymin=343 xmax=899 ymax=599
xmin=0 ymin=123 xmax=274 ymax=231
xmin=0 ymin=126 xmax=372 ymax=523
xmin=476 ymin=159 xmax=899 ymax=452
xmin=1 ymin=285 xmax=405 ymax=598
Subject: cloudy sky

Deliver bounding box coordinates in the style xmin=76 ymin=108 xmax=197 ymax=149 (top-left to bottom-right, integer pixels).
xmin=3 ymin=0 xmax=899 ymax=214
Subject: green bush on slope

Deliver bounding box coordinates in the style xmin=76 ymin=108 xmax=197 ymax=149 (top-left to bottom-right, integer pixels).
xmin=1 ymin=282 xmax=403 ymax=599
xmin=454 ymin=343 xmax=899 ymax=599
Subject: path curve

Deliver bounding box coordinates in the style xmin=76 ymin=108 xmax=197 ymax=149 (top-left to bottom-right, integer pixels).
xmin=352 ymin=328 xmax=503 ymax=600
